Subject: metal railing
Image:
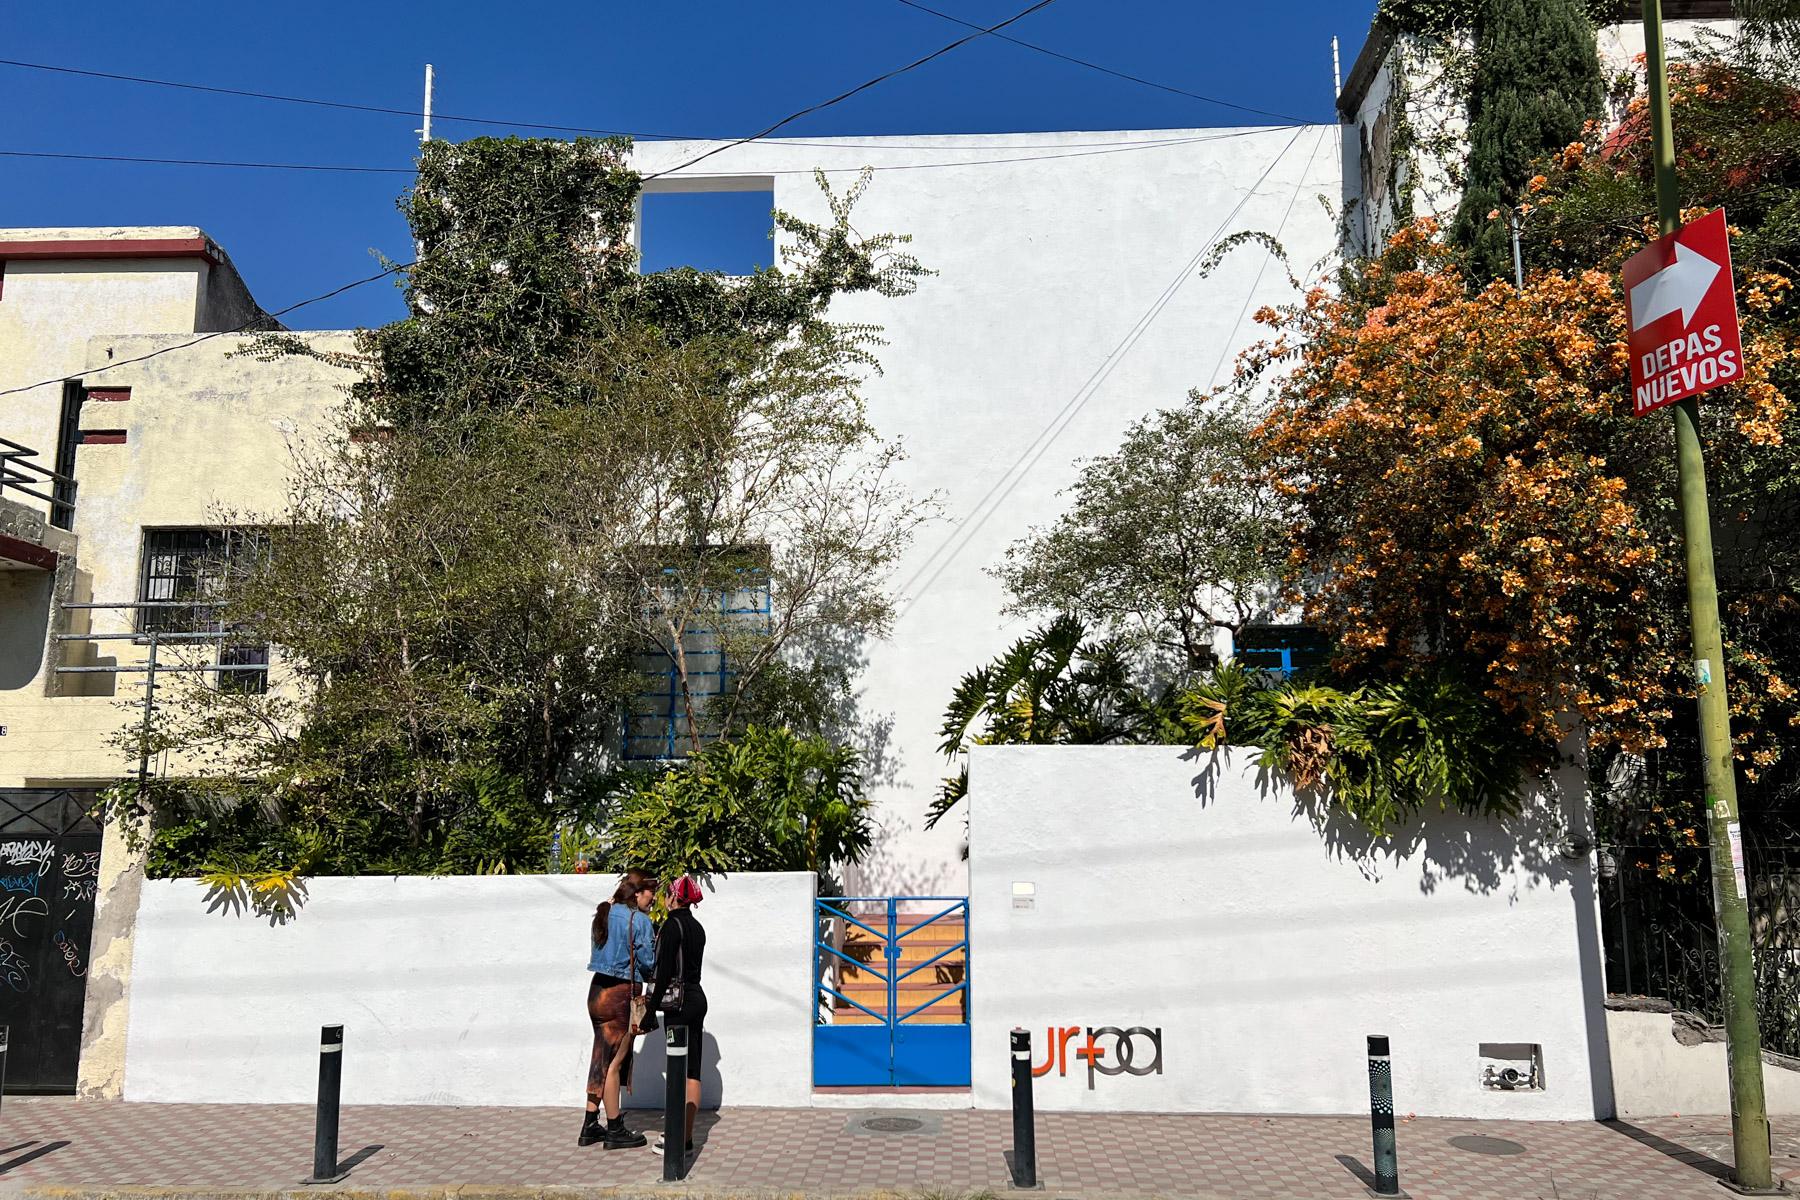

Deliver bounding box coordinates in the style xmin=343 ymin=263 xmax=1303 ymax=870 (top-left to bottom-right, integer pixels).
xmin=54 ymin=600 xmax=271 ymax=790
xmin=0 ymin=437 xmax=76 ymax=528
xmin=1601 ymin=841 xmax=1800 ymax=1057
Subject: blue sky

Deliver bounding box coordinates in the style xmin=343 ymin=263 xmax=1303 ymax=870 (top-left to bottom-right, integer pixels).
xmin=2 ymin=1 xmax=1375 ymax=329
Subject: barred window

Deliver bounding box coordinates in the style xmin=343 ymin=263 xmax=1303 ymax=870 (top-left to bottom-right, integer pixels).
xmin=623 ymin=554 xmax=772 ymax=762
xmin=137 ymin=528 xmax=270 ymax=694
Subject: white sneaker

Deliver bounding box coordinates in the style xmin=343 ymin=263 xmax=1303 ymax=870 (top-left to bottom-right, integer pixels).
xmin=652 ymin=1134 xmax=694 ymax=1154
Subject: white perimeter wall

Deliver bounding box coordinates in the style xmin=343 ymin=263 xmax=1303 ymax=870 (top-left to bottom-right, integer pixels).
xmin=122 ymin=872 xmax=815 ymax=1109
xmin=1608 ymin=1008 xmax=1800 ymax=1118
xmin=967 ymin=745 xmax=1613 ymax=1120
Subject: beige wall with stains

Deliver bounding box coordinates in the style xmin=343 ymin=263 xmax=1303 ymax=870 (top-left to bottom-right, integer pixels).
xmin=1 ymin=229 xmax=346 ymax=1096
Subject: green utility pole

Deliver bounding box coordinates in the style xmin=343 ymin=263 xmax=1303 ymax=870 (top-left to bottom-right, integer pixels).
xmin=1640 ymin=2 xmax=1773 ymax=1190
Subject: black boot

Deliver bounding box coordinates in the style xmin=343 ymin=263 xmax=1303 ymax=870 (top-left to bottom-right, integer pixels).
xmin=602 ymin=1116 xmax=647 ymax=1150
xmin=578 ymin=1110 xmax=603 ymax=1147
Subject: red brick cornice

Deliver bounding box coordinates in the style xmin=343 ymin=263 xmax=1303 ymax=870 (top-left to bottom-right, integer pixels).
xmin=0 ymin=237 xmax=220 ymax=266
xmin=0 ymin=531 xmax=59 ymax=572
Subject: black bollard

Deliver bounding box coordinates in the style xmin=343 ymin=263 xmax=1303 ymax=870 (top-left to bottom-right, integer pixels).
xmin=308 ymin=1025 xmax=345 ymax=1184
xmin=663 ymin=1024 xmax=687 ymax=1182
xmin=1009 ymin=1027 xmax=1037 ymax=1188
xmin=1366 ymin=1034 xmax=1401 ymax=1197
xmin=0 ymin=1024 xmax=8 ymax=1117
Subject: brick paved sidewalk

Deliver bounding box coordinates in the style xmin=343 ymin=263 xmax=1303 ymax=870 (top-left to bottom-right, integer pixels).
xmin=0 ymin=1099 xmax=1794 ymax=1200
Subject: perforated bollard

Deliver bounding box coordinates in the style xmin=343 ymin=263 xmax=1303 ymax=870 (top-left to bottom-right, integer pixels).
xmin=308 ymin=1025 xmax=345 ymax=1184
xmin=1366 ymin=1034 xmax=1401 ymax=1197
xmin=663 ymin=1024 xmax=687 ymax=1182
xmin=1009 ymin=1027 xmax=1037 ymax=1188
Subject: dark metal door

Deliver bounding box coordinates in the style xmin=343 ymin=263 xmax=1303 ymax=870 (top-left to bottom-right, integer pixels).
xmin=0 ymin=789 xmax=103 ymax=1092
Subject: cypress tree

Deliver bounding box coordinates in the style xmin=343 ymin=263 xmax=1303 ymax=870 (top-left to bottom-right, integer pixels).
xmin=1451 ymin=0 xmax=1605 ymax=281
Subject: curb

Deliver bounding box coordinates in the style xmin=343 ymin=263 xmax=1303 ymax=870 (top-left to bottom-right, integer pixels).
xmin=0 ymin=1187 xmax=1268 ymax=1200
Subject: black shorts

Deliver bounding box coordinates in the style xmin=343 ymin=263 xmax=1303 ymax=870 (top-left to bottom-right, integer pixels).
xmin=670 ymin=993 xmax=708 ymax=1082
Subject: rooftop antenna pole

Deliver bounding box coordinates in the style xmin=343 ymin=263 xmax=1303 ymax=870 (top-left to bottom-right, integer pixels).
xmin=1332 ymin=36 xmax=1342 ymax=106
xmin=420 ymin=64 xmax=435 ymax=144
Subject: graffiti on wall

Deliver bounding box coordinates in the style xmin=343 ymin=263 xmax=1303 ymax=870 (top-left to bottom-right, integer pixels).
xmin=1031 ymin=1025 xmax=1163 ymax=1090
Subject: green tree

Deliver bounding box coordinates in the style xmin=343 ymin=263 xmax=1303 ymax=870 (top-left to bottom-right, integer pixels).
xmin=928 ymin=616 xmax=1180 ymax=829
xmin=993 ymin=399 xmax=1288 ymax=673
xmin=115 ymin=138 xmax=929 ymax=877
xmin=1450 ymin=0 xmax=1605 ymax=279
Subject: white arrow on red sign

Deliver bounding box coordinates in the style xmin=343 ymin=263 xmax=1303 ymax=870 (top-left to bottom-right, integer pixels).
xmin=1628 ymin=240 xmax=1722 ymax=331
xmin=1621 ymin=208 xmax=1743 ymax=417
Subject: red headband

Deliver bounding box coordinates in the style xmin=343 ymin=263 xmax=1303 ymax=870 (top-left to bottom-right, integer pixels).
xmin=670 ymin=876 xmax=704 ymax=905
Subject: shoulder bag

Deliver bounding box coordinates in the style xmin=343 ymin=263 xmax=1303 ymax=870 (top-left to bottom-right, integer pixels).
xmin=627 ymin=911 xmax=648 ymax=1032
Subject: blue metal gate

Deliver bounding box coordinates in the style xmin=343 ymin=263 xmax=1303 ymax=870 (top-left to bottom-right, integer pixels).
xmin=813 ymin=896 xmax=970 ymax=1087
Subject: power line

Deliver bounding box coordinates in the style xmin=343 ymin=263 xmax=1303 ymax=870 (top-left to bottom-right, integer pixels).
xmin=0 ymin=57 xmax=671 ymax=139
xmin=2 ymin=55 xmax=1291 ymax=151
xmin=893 ymin=125 xmax=1309 ymax=618
xmin=0 ymin=262 xmax=409 ymax=401
xmin=0 ymin=127 xmax=1299 ymax=180
xmin=1203 ymin=125 xmax=1331 ymax=392
xmin=0 ymin=149 xmax=413 ymax=174
xmin=642 ymin=0 xmax=1060 ymax=181
xmin=889 ymin=0 xmax=1312 ymax=125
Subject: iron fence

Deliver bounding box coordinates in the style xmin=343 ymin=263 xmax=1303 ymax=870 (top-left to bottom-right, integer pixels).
xmin=1600 ymin=838 xmax=1800 ymax=1057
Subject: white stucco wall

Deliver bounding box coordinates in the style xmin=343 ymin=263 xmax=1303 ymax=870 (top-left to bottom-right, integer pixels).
xmin=122 ymin=872 xmax=816 ymax=1109
xmin=966 ymin=744 xmax=1612 ymax=1119
xmin=1607 ymin=1008 xmax=1800 ymax=1117
xmin=629 ymin=129 xmax=1345 ymax=893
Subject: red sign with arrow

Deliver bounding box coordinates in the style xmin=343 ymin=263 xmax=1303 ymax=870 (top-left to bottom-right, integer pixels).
xmin=1622 ymin=207 xmax=1742 ymax=418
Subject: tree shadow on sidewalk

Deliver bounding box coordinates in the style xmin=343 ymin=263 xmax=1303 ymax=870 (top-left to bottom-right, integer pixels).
xmin=1602 ymin=1119 xmax=1734 ymax=1183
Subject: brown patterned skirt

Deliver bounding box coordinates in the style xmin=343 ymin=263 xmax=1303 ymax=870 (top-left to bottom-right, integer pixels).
xmin=586 ymin=974 xmax=636 ymax=1096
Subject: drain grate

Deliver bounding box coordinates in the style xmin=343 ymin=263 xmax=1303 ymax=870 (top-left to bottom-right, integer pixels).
xmin=1449 ymin=1135 xmax=1528 ymax=1156
xmin=863 ymin=1117 xmax=924 ymax=1132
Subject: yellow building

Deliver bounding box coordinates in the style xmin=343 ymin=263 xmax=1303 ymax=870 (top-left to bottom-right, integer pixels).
xmin=0 ymin=228 xmax=356 ymax=1095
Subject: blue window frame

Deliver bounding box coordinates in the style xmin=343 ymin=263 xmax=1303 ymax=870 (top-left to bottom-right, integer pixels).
xmin=623 ymin=567 xmax=772 ymax=761
xmin=1234 ymin=624 xmax=1331 ymax=679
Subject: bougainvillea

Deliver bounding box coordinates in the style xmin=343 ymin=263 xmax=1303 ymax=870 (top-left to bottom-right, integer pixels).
xmin=1240 ymin=217 xmax=1796 ymax=771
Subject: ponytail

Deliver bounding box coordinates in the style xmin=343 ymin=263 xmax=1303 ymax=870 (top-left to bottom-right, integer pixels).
xmin=592 ymin=870 xmax=657 ymax=948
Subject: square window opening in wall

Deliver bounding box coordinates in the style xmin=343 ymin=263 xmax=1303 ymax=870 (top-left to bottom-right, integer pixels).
xmin=1478 ymin=1042 xmax=1544 ymax=1091
xmin=639 ymin=186 xmax=775 ymax=276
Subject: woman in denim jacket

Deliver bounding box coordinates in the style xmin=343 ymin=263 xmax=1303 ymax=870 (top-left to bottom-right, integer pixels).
xmin=580 ymin=870 xmax=658 ymax=1149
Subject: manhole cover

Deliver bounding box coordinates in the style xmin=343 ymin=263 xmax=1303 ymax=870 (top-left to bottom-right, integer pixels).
xmin=863 ymin=1117 xmax=924 ymax=1132
xmin=1449 ymin=1135 xmax=1528 ymax=1156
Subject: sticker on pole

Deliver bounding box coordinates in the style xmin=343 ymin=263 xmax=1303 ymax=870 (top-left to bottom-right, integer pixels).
xmin=1622 ymin=207 xmax=1742 ymax=417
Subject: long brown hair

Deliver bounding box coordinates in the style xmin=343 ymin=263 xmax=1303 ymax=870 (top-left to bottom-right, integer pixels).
xmin=592 ymin=870 xmax=656 ymax=948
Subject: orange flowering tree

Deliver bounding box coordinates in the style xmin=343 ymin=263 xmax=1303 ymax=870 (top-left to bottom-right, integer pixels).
xmin=1234 ymin=45 xmax=1800 ymax=876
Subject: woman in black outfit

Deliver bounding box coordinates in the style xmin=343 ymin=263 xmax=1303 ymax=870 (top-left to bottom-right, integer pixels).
xmin=641 ymin=874 xmax=707 ymax=1154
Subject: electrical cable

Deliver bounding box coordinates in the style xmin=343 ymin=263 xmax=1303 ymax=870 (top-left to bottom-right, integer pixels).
xmin=0 ymin=149 xmax=413 ymax=174
xmin=892 ymin=125 xmax=1309 ymax=618
xmin=641 ymin=0 xmax=1060 ymax=181
xmin=888 ymin=0 xmax=1312 ymax=125
xmin=0 ymin=55 xmax=1289 ymax=151
xmin=0 ymin=126 xmax=1300 ymax=179
xmin=1202 ymin=125 xmax=1331 ymax=392
xmin=0 ymin=261 xmax=409 ymax=401
xmin=0 ymin=57 xmax=671 ymax=139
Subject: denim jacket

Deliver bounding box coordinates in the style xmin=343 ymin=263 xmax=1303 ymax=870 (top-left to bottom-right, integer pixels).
xmin=588 ymin=902 xmax=657 ymax=980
